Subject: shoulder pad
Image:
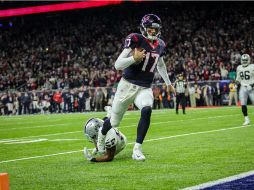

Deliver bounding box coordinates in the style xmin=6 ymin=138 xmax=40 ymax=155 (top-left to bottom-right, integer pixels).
xmin=124 ymin=33 xmax=141 ymax=49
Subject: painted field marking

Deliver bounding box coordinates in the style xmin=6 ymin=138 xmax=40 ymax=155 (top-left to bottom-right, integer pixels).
xmin=0 ymin=110 xmax=187 ymax=131
xmin=0 ymin=123 xmax=69 ymax=131
xmin=0 ymin=113 xmax=240 ymax=142
xmin=48 ymin=139 xmax=83 ymax=142
xmin=0 ymin=124 xmax=250 ymax=164
xmin=2 ymin=138 xmax=83 ymax=145
xmin=4 ymin=139 xmax=48 ymax=145
xmin=182 ymin=170 xmax=254 ymax=190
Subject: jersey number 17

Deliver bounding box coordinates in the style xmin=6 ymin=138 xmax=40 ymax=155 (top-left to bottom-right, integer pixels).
xmin=142 ymin=52 xmax=159 ymax=73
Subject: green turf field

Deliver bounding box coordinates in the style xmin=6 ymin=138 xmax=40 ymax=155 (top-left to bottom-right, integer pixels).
xmin=1 ymin=106 xmax=254 ymax=190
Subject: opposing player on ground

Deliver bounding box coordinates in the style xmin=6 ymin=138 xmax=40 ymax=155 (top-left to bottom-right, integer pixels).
xmin=96 ymin=14 xmax=175 ymax=161
xmin=236 ymin=54 xmax=254 ymax=126
xmin=84 ymin=106 xmax=127 ymax=162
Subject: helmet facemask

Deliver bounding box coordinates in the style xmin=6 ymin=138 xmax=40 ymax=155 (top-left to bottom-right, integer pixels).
xmin=241 ymin=54 xmax=251 ymax=67
xmin=140 ymin=14 xmax=162 ymax=41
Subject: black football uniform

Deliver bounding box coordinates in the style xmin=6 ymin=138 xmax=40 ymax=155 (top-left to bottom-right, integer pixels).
xmin=123 ymin=33 xmax=166 ymax=88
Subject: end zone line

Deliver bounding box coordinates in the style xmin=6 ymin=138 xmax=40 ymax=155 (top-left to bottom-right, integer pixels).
xmin=181 ymin=170 xmax=254 ymax=190
xmin=0 ymin=124 xmax=249 ymax=164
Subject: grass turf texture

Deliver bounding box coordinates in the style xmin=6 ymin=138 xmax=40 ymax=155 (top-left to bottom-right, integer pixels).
xmin=0 ymin=106 xmax=254 ymax=190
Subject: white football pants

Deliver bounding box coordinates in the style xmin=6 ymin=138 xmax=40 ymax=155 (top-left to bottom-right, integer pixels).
xmin=110 ymin=78 xmax=154 ymax=128
xmin=239 ymin=86 xmax=254 ymax=105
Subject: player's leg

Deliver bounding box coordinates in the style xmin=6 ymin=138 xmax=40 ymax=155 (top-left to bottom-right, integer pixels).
xmin=175 ymin=94 xmax=180 ymax=114
xmin=181 ymin=94 xmax=186 ymax=114
xmin=228 ymin=92 xmax=233 ymax=106
xmin=247 ymin=89 xmax=254 ymax=126
xmin=239 ymin=86 xmax=250 ymax=126
xmin=97 ymin=79 xmax=137 ymax=152
xmin=234 ymin=92 xmax=238 ymax=106
xmin=133 ymin=88 xmax=154 ymax=161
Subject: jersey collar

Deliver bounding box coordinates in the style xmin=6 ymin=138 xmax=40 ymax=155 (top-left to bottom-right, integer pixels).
xmin=143 ymin=35 xmax=159 ymax=49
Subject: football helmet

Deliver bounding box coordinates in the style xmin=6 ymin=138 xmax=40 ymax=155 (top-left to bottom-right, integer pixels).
xmin=241 ymin=54 xmax=251 ymax=67
xmin=84 ymin=118 xmax=103 ymax=143
xmin=140 ymin=14 xmax=161 ymax=41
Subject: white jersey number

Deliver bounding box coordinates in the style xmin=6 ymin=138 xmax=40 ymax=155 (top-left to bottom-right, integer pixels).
xmin=142 ymin=52 xmax=159 ymax=73
xmin=239 ymin=71 xmax=250 ymax=80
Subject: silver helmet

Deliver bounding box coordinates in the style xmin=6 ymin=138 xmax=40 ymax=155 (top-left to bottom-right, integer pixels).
xmin=84 ymin=118 xmax=103 ymax=143
xmin=241 ymin=54 xmax=251 ymax=67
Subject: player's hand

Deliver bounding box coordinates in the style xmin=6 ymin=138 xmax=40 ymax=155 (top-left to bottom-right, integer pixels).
xmin=246 ymin=85 xmax=253 ymax=91
xmin=133 ymin=48 xmax=146 ymax=63
xmin=91 ymin=148 xmax=98 ymax=155
xmin=168 ymin=84 xmax=175 ymax=94
xmin=84 ymin=147 xmax=95 ymax=161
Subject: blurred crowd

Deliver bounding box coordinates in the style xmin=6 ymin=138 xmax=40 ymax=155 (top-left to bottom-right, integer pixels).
xmin=0 ymin=81 xmax=236 ymax=115
xmin=0 ymin=2 xmax=253 ymax=115
xmin=0 ymin=87 xmax=116 ymax=115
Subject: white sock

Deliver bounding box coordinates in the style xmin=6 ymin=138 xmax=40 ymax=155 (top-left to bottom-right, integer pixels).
xmin=245 ymin=116 xmax=250 ymax=121
xmin=134 ymin=143 xmax=142 ymax=150
xmin=106 ymin=112 xmax=111 ymax=118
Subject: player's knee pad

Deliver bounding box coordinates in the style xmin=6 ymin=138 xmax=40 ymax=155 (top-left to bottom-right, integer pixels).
xmin=141 ymin=106 xmax=152 ymax=119
xmin=101 ymin=118 xmax=112 ymax=135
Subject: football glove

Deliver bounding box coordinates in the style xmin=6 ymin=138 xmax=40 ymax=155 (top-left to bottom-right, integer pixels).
xmin=91 ymin=148 xmax=98 ymax=155
xmin=246 ymin=85 xmax=253 ymax=91
xmin=84 ymin=147 xmax=96 ymax=162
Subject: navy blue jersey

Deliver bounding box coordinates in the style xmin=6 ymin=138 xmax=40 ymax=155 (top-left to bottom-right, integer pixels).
xmin=122 ymin=33 xmax=166 ymax=88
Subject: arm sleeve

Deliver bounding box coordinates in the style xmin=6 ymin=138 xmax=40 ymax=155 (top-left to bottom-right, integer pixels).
xmin=114 ymin=48 xmax=136 ymax=70
xmin=235 ymin=67 xmax=240 ymax=83
xmin=157 ymin=57 xmax=171 ymax=86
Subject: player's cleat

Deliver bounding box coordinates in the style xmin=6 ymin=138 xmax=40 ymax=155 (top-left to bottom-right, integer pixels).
xmin=243 ymin=120 xmax=250 ymax=126
xmin=243 ymin=116 xmax=250 ymax=126
xmin=132 ymin=147 xmax=146 ymax=161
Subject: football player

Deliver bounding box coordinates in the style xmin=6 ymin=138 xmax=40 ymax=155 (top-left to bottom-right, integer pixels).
xmin=96 ymin=14 xmax=175 ymax=161
xmin=236 ymin=54 xmax=254 ymax=126
xmin=84 ymin=106 xmax=127 ymax=162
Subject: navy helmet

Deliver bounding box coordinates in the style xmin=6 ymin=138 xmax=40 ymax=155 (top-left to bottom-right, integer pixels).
xmin=140 ymin=14 xmax=162 ymax=41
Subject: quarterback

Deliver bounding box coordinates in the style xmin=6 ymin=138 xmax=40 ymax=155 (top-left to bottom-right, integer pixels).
xmin=84 ymin=107 xmax=127 ymax=162
xmin=96 ymin=14 xmax=175 ymax=161
xmin=236 ymin=54 xmax=254 ymax=126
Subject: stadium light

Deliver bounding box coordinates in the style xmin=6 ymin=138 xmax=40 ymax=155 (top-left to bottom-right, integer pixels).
xmin=0 ymin=0 xmax=123 ymax=18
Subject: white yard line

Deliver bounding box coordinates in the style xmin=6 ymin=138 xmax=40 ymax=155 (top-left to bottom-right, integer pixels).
xmin=0 ymin=119 xmax=63 ymax=125
xmin=0 ymin=111 xmax=178 ymax=131
xmin=0 ymin=150 xmax=82 ymax=163
xmin=0 ymin=139 xmax=21 ymax=143
xmin=0 ymin=113 xmax=240 ymax=141
xmin=0 ymin=124 xmax=249 ymax=164
xmin=182 ymin=170 xmax=254 ymax=190
xmin=0 ymin=131 xmax=83 ymax=141
xmin=2 ymin=138 xmax=83 ymax=144
xmin=48 ymin=139 xmax=84 ymax=142
xmin=5 ymin=139 xmax=48 ymax=145
xmin=0 ymin=123 xmax=69 ymax=131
